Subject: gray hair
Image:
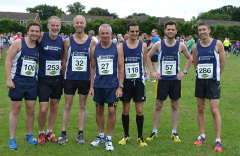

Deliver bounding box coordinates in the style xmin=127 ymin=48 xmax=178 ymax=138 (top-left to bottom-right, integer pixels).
xmin=98 ymin=24 xmax=112 ymax=34
xmin=73 ymin=15 xmax=86 ymax=23
xmin=89 ymin=30 xmax=95 ymax=35
xmin=48 ymin=16 xmax=61 ymax=24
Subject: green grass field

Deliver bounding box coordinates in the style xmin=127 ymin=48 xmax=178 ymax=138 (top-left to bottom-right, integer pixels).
xmin=0 ymin=50 xmax=239 ymax=156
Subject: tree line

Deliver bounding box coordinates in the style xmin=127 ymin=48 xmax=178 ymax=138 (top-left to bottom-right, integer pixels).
xmin=0 ymin=3 xmax=240 ymax=40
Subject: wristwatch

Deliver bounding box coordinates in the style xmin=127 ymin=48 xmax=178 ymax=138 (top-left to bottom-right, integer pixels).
xmin=183 ymin=70 xmax=188 ymax=74
xmin=118 ymin=84 xmax=124 ymax=88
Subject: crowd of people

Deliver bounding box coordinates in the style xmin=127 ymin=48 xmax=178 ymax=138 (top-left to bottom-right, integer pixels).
xmin=4 ymin=15 xmax=227 ymax=152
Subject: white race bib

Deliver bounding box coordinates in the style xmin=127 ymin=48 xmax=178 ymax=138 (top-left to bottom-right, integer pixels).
xmin=98 ymin=59 xmax=113 ymax=75
xmin=45 ymin=60 xmax=61 ymax=76
xmin=72 ymin=56 xmax=87 ymax=72
xmin=125 ymin=63 xmax=140 ymax=79
xmin=21 ymin=59 xmax=36 ymax=77
xmin=162 ymin=61 xmax=176 ymax=75
xmin=197 ymin=64 xmax=213 ymax=79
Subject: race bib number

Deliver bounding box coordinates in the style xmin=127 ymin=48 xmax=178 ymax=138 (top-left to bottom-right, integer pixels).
xmin=197 ymin=64 xmax=213 ymax=79
xmin=45 ymin=60 xmax=61 ymax=76
xmin=98 ymin=59 xmax=113 ymax=75
xmin=21 ymin=59 xmax=36 ymax=77
xmin=125 ymin=63 xmax=140 ymax=79
xmin=72 ymin=56 xmax=87 ymax=72
xmin=162 ymin=61 xmax=176 ymax=75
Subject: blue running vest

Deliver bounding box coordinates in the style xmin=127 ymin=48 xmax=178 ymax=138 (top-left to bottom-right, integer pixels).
xmin=38 ymin=32 xmax=64 ymax=78
xmin=11 ymin=38 xmax=39 ymax=82
xmin=123 ymin=41 xmax=144 ymax=82
xmin=65 ymin=36 xmax=91 ymax=81
xmin=158 ymin=40 xmax=180 ymax=80
xmin=196 ymin=39 xmax=220 ymax=81
xmin=94 ymin=42 xmax=118 ymax=88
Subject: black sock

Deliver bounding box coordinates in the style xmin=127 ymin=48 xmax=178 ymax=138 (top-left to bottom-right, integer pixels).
xmin=78 ymin=130 xmax=83 ymax=135
xmin=122 ymin=114 xmax=129 ymax=137
xmin=136 ymin=115 xmax=144 ymax=138
xmin=62 ymin=131 xmax=66 ymax=135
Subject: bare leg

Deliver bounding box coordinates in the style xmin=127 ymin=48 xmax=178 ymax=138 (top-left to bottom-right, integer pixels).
xmin=171 ymin=99 xmax=179 ymax=130
xmin=153 ymin=99 xmax=164 ymax=129
xmin=197 ymin=98 xmax=206 ymax=134
xmin=38 ymin=102 xmax=49 ymax=132
xmin=107 ymin=107 xmax=116 ymax=136
xmin=47 ymin=99 xmax=59 ymax=131
xmin=79 ymin=94 xmax=88 ymax=131
xmin=210 ymin=99 xmax=221 ymax=139
xmin=25 ymin=100 xmax=36 ymax=135
xmin=61 ymin=94 xmax=74 ymax=131
xmin=9 ymin=101 xmax=22 ymax=138
xmin=96 ymin=106 xmax=105 ymax=133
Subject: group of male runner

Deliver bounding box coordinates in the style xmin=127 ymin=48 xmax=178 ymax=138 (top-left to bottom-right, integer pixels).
xmin=5 ymin=15 xmax=225 ymax=152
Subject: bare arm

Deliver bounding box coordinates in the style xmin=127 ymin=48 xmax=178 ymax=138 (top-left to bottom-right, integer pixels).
xmin=147 ymin=41 xmax=161 ymax=79
xmin=5 ymin=39 xmax=21 ymax=88
xmin=192 ymin=44 xmax=198 ymax=69
xmin=142 ymin=42 xmax=147 ymax=69
xmin=116 ymin=43 xmax=124 ymax=98
xmin=177 ymin=42 xmax=193 ymax=79
xmin=89 ymin=46 xmax=96 ymax=98
xmin=216 ymin=40 xmax=225 ymax=76
xmin=61 ymin=38 xmax=70 ymax=77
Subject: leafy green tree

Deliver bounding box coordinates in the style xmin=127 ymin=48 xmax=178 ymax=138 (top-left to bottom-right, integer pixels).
xmin=88 ymin=7 xmax=111 ymax=16
xmin=209 ymin=5 xmax=237 ymax=16
xmin=26 ymin=4 xmax=60 ymax=20
xmin=197 ymin=12 xmax=231 ymax=21
xmin=66 ymin=2 xmax=86 ymax=15
xmin=232 ymin=7 xmax=240 ymax=21
xmin=0 ymin=18 xmax=25 ymax=34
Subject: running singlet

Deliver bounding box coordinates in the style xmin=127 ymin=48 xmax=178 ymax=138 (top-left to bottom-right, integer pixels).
xmin=38 ymin=32 xmax=64 ymax=77
xmin=65 ymin=36 xmax=91 ymax=81
xmin=196 ymin=39 xmax=220 ymax=81
xmin=94 ymin=42 xmax=118 ymax=88
xmin=123 ymin=41 xmax=144 ymax=82
xmin=11 ymin=38 xmax=39 ymax=82
xmin=158 ymin=40 xmax=180 ymax=80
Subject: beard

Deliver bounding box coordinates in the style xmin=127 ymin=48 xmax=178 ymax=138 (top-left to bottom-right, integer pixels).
xmin=49 ymin=29 xmax=59 ymax=36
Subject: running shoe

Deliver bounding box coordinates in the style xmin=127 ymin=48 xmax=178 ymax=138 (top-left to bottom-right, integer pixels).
xmin=9 ymin=138 xmax=18 ymax=150
xmin=58 ymin=133 xmax=68 ymax=145
xmin=194 ymin=136 xmax=206 ymax=146
xmin=146 ymin=132 xmax=157 ymax=141
xmin=25 ymin=134 xmax=38 ymax=145
xmin=77 ymin=133 xmax=85 ymax=144
xmin=118 ymin=135 xmax=130 ymax=145
xmin=214 ymin=141 xmax=222 ymax=152
xmin=46 ymin=132 xmax=58 ymax=143
xmin=105 ymin=139 xmax=114 ymax=151
xmin=171 ymin=133 xmax=181 ymax=142
xmin=91 ymin=135 xmax=105 ymax=146
xmin=38 ymin=133 xmax=46 ymax=146
xmin=138 ymin=136 xmax=147 ymax=146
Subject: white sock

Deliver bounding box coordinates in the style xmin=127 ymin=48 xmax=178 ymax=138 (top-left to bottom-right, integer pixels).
xmin=216 ymin=138 xmax=221 ymax=142
xmin=107 ymin=136 xmax=112 ymax=141
xmin=200 ymin=134 xmax=205 ymax=138
xmin=99 ymin=133 xmax=104 ymax=138
xmin=46 ymin=129 xmax=52 ymax=135
xmin=172 ymin=130 xmax=177 ymax=134
xmin=153 ymin=129 xmax=157 ymax=134
xmin=39 ymin=131 xmax=45 ymax=134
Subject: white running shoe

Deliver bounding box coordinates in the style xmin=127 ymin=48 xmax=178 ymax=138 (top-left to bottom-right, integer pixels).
xmin=105 ymin=139 xmax=114 ymax=151
xmin=91 ymin=136 xmax=105 ymax=146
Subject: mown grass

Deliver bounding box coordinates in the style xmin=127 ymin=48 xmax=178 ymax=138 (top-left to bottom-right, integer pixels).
xmin=0 ymin=50 xmax=239 ymax=156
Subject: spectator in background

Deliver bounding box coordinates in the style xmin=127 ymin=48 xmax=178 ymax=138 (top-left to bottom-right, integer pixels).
xmin=14 ymin=32 xmax=22 ymax=40
xmin=88 ymin=30 xmax=98 ymax=44
xmin=236 ymin=41 xmax=240 ymax=56
xmin=123 ymin=34 xmax=129 ymax=41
